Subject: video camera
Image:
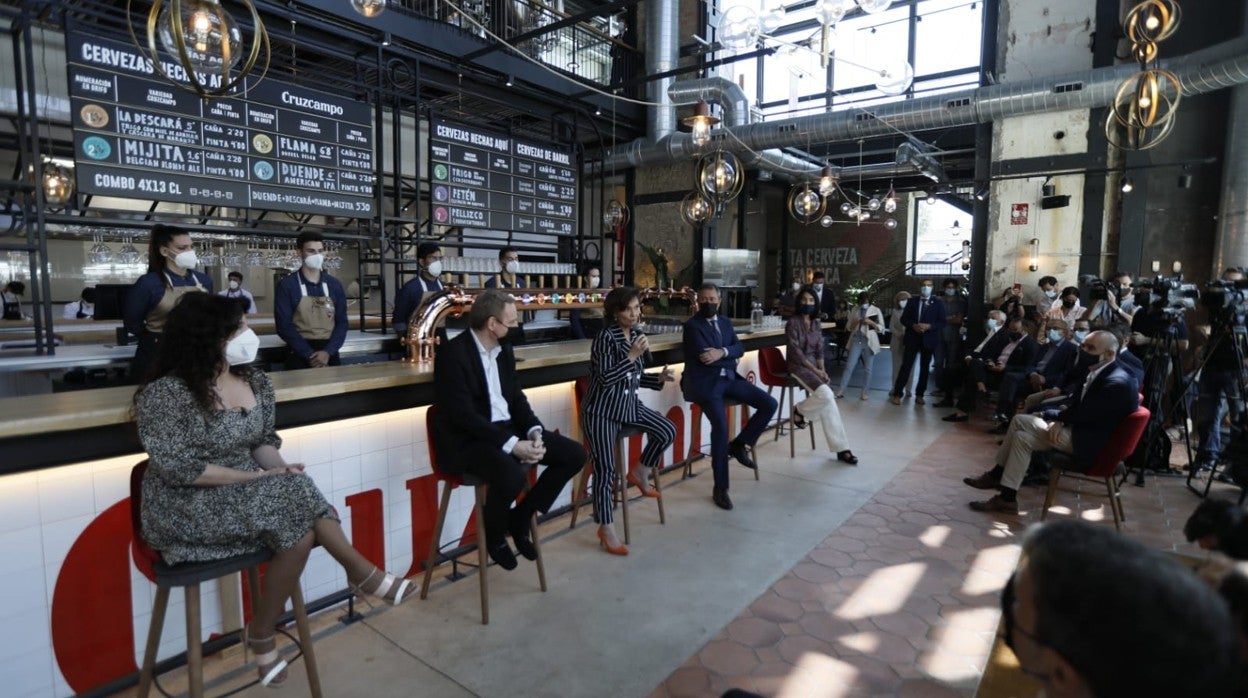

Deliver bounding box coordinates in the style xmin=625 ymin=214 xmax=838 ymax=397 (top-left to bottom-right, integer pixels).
xmin=1080 ymin=274 xmax=1131 ymax=302
xmin=1136 ymin=274 xmax=1199 ymax=319
xmin=1202 ymin=277 xmax=1248 ymax=324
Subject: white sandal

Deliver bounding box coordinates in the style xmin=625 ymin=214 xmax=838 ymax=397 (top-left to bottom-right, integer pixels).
xmin=243 ymin=628 xmax=288 ymax=688
xmin=351 ymin=567 xmax=412 ymax=607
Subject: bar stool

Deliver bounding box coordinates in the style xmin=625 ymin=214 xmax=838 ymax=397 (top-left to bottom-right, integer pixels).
xmin=569 ymin=379 xmax=666 ymax=544
xmin=759 ymin=346 xmax=816 ymax=458
xmin=419 ymin=406 xmax=547 ymax=625
xmin=129 ymin=461 xmax=322 ymax=698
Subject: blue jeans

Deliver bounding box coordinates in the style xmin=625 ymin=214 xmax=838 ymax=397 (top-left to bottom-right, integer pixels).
xmin=1197 ymin=369 xmax=1243 ymax=463
xmin=837 ymin=333 xmax=876 ymax=396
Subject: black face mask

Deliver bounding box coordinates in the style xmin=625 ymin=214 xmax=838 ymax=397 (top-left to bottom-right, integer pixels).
xmin=699 ymin=303 xmax=718 ymax=319
xmin=1062 ymin=299 xmax=1076 ymax=309
xmin=799 ymin=303 xmax=816 ymax=316
xmin=1077 ymin=350 xmax=1099 ymax=367
xmin=1008 ymin=331 xmax=1023 ymax=341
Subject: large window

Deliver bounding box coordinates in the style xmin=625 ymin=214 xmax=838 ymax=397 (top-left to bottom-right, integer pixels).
xmin=912 ymin=196 xmax=971 ymax=275
xmin=714 ymin=0 xmax=984 ymax=120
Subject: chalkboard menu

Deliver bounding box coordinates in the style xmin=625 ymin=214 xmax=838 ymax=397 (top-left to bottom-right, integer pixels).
xmin=428 ymin=117 xmax=577 ymax=235
xmin=65 ymin=33 xmax=375 ymax=218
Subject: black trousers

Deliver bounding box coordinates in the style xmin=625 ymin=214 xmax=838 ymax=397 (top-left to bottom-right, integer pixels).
xmin=459 ymin=427 xmax=585 ymax=545
xmin=130 ymin=330 xmax=161 ymax=383
xmin=285 ymin=339 xmax=341 ymax=370
xmin=893 ymin=343 xmax=936 ymax=397
xmin=956 ymin=358 xmax=999 ymax=413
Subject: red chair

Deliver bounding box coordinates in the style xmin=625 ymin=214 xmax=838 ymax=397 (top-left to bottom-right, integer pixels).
xmin=418 ymin=405 xmax=547 ymax=625
xmin=1040 ymin=406 xmax=1151 ymax=530
xmin=130 ymin=461 xmax=322 ymax=697
xmin=568 ymin=377 xmax=666 ymax=544
xmin=759 ymin=346 xmax=815 ymax=458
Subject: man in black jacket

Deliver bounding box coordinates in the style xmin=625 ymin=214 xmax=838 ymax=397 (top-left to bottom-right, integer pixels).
xmin=963 ymin=331 xmax=1139 ymax=514
xmin=941 ymin=317 xmax=1039 ymax=423
xmin=432 ymin=290 xmax=585 ymax=570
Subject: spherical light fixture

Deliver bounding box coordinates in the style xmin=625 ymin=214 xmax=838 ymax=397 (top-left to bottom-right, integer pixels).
xmin=157 ymin=1 xmax=242 ymax=73
xmin=787 ymin=183 xmax=826 ymax=224
xmin=840 ymin=201 xmax=852 ymax=214
xmin=680 ymin=191 xmax=714 ymax=226
xmin=718 ymin=5 xmax=761 ymax=50
xmin=136 ymin=0 xmax=269 ymax=98
xmin=816 ymin=0 xmax=852 ymax=26
xmin=867 ymin=197 xmax=881 ymax=211
xmin=875 ymin=60 xmax=914 ymax=96
xmin=856 ymin=0 xmax=893 ymax=14
xmin=351 ymin=0 xmax=388 ymax=18
xmin=41 ymin=162 xmax=74 ymax=207
xmin=884 ymin=218 xmax=898 ymax=230
xmin=602 ymin=199 xmax=629 ymax=229
xmin=820 ymin=215 xmax=835 ymax=228
xmin=696 ymin=151 xmax=744 ymax=208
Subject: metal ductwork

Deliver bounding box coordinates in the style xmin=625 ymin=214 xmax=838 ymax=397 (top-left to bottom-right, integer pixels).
xmin=1214 ymin=14 xmax=1248 ymax=275
xmin=606 ymin=37 xmax=1248 ymax=179
xmin=644 ymin=0 xmax=679 ymax=139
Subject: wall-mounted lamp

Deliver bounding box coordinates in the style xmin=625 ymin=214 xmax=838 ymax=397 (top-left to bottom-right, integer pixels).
xmin=961 ymin=240 xmax=972 ymax=271
xmin=1120 ymin=176 xmax=1135 ymax=193
xmin=1041 ymin=177 xmax=1056 ymax=197
xmin=925 ymin=192 xmax=937 ymax=205
xmin=1151 ymin=260 xmax=1161 ymax=273
xmin=1028 ymin=238 xmax=1040 ymax=272
xmin=380 ymin=32 xmax=391 ymax=46
xmin=505 ymin=75 xmax=514 ymax=87
xmin=1178 ymin=171 xmax=1192 ymax=188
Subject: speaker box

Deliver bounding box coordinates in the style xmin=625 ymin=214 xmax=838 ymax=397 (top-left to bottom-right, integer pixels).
xmin=1040 ymin=194 xmax=1071 ymax=209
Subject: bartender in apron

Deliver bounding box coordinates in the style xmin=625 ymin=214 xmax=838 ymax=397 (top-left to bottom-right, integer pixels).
xmin=274 ymin=232 xmax=348 ymax=369
xmin=123 ymin=224 xmax=212 ymax=380
xmin=484 ymin=246 xmax=527 ymax=344
xmin=391 ymin=241 xmax=444 ymax=336
xmin=1 ymin=281 xmax=25 ymax=320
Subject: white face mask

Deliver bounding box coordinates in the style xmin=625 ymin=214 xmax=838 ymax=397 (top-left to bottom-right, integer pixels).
xmin=505 ymin=260 xmax=520 ymax=275
xmin=1072 ymin=330 xmax=1088 ymax=342
xmin=813 ymin=283 xmax=823 ymax=292
xmin=303 ymin=253 xmax=325 ymax=271
xmin=1044 ymin=289 xmax=1058 ymax=299
xmin=425 ymin=260 xmax=443 ymax=277
xmin=898 ymin=301 xmax=907 ymax=309
xmin=587 ymin=275 xmax=601 ymax=288
xmin=791 ymin=282 xmax=801 ymax=292
xmin=173 ymin=250 xmax=198 ymax=269
xmin=986 ymin=319 xmax=1001 ymax=331
xmin=224 ymin=328 xmax=260 ymax=366
xmin=920 ymin=286 xmax=933 ymax=297
xmin=1047 ymin=329 xmax=1064 ymax=342
xmin=860 ymin=303 xmax=870 ymax=310
xmin=228 ymin=280 xmax=240 ymax=290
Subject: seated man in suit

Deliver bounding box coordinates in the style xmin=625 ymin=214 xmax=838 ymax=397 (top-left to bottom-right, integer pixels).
xmin=432 ymin=290 xmax=585 ymax=570
xmin=934 ymin=309 xmax=1006 ymax=409
xmin=941 ymin=317 xmax=1038 ymax=423
xmin=962 ymin=330 xmax=1140 ymax=514
xmin=987 ymin=318 xmax=1079 ymax=432
xmin=682 ymin=283 xmax=778 ymax=511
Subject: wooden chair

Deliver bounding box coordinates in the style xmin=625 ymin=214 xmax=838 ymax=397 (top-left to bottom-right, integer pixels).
xmin=1040 ymin=406 xmax=1151 ymax=530
xmin=759 ymin=346 xmax=816 ymax=458
xmin=418 ymin=406 xmax=547 ymax=624
xmin=130 ymin=461 xmax=322 ymax=697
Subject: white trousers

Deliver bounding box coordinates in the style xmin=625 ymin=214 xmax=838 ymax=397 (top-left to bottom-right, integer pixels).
xmin=795 ymin=383 xmax=850 ymax=453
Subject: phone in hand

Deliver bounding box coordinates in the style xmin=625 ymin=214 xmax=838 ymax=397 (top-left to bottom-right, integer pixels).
xmin=1012 ymin=282 xmax=1023 ymax=294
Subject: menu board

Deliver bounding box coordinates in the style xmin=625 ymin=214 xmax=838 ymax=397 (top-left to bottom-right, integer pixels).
xmin=65 ymin=33 xmax=375 ymax=217
xmin=429 ymin=117 xmax=577 ymax=235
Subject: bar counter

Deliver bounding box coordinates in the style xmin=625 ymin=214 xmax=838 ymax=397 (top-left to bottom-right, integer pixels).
xmin=0 ymin=325 xmax=797 ymax=474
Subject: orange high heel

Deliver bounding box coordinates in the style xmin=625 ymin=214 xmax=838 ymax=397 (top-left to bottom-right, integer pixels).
xmin=626 ymin=473 xmax=661 ymax=498
xmin=597 ymin=528 xmax=629 ymax=556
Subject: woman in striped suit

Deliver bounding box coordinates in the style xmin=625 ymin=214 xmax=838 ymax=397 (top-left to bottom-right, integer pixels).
xmin=582 ymin=286 xmax=677 ymax=555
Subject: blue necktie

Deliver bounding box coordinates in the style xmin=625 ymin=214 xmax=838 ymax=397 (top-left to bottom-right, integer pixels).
xmin=710 ymin=317 xmax=722 ymax=345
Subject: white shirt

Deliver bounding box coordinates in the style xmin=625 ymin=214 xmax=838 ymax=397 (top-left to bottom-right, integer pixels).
xmin=1046 ymin=303 xmax=1084 ymax=327
xmin=996 ymin=335 xmax=1024 ymax=364
xmin=219 ymin=287 xmax=258 ymax=314
xmin=1081 ymin=358 xmax=1113 ymax=400
xmin=62 ymin=300 xmax=94 ymax=319
xmin=469 ymin=329 xmax=539 ymax=454
xmin=1036 ymin=294 xmax=1059 ymax=315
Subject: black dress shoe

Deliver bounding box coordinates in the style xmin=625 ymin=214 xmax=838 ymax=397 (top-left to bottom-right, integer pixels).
xmin=963 ymin=472 xmax=1001 ymax=490
xmin=942 ymin=413 xmax=969 ymax=423
xmin=509 ymin=518 xmax=538 ymax=561
xmin=987 ymin=422 xmax=1010 ymax=435
xmin=712 ymin=487 xmax=734 ymax=510
xmin=486 ymin=540 xmax=518 ymax=570
xmin=729 ymin=441 xmax=757 ymax=470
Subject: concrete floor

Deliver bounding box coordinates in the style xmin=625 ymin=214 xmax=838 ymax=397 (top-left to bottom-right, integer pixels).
xmin=118 ymin=385 xmax=1222 ymax=698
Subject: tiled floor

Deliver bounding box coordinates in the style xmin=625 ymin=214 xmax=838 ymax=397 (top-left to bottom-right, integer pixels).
xmin=649 ymin=408 xmax=1233 ymax=698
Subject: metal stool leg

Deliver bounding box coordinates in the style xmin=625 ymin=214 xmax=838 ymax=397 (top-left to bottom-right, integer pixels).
xmin=474 ymin=486 xmax=489 ymax=625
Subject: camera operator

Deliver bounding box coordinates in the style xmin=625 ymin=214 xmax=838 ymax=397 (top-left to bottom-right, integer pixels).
xmin=1081 ymin=271 xmax=1136 ymax=334
xmin=1195 ymin=269 xmax=1248 ymax=472
xmin=1129 ymin=284 xmax=1190 ymax=354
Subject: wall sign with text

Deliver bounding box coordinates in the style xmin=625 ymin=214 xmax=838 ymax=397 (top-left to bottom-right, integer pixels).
xmin=65 ymin=33 xmax=376 ymax=217
xmin=428 ymin=117 xmax=577 ymax=235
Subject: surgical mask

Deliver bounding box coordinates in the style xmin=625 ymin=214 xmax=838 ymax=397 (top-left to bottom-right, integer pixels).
xmin=919 ymin=286 xmax=933 ymax=298
xmin=588 ymin=275 xmax=601 ymax=288
xmin=860 ymin=303 xmax=870 ymax=310
xmin=1047 ymin=329 xmax=1063 ymax=342
xmin=228 ymin=280 xmax=240 ymax=290
xmin=173 ymin=250 xmax=198 ymax=269
xmin=1072 ymin=330 xmax=1088 ymax=343
xmin=898 ymin=301 xmax=907 ymax=309
xmin=813 ymin=283 xmax=823 ymax=292
xmin=1044 ymin=289 xmax=1058 ymax=299
xmin=986 ymin=319 xmax=1001 ymax=331
xmin=944 ymin=288 xmax=956 ymax=296
xmin=799 ymin=303 xmax=816 ymax=316
xmin=791 ymin=282 xmax=801 ymax=292
xmin=224 ymin=328 xmax=260 ymax=366
xmin=698 ymin=302 xmax=718 ymax=319
xmin=505 ymin=260 xmax=520 ymax=275
xmin=426 ymin=260 xmax=443 ymax=277
xmin=303 ymin=253 xmax=325 ymax=271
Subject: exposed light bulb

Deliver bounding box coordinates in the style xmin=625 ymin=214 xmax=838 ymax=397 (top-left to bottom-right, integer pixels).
xmin=820 ymin=215 xmax=834 ymax=228
xmin=926 ymin=193 xmax=937 ymax=205
xmin=884 ymin=218 xmax=898 ymax=230
xmin=157 ymin=0 xmax=243 ymax=72
xmin=883 ymin=193 xmax=897 ymax=213
xmin=351 ymin=0 xmax=387 ymax=18
xmin=867 ymin=197 xmax=881 ymax=211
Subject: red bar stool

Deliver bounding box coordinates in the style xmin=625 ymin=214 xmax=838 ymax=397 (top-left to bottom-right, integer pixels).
xmin=759 ymin=346 xmax=815 ymax=458
xmin=569 ymin=378 xmax=666 ymax=544
xmin=130 ymin=461 xmax=322 ymax=698
xmin=419 ymin=406 xmax=547 ymax=625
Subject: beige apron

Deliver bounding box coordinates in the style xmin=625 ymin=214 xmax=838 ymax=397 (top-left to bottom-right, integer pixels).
xmin=294 ymin=280 xmax=335 ymax=340
xmin=145 ymin=271 xmax=205 ymax=333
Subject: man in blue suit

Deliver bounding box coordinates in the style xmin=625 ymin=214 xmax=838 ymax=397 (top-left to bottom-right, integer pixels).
xmin=682 ymin=283 xmax=778 ymax=511
xmin=891 ymin=279 xmax=947 ymax=405
xmin=963 ymin=330 xmax=1140 ymax=514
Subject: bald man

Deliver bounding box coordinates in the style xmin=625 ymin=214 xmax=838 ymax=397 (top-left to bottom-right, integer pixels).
xmin=962 ymin=330 xmax=1139 ymax=514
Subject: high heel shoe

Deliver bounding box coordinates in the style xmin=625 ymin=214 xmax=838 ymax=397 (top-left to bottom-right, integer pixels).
xmin=597 ymin=528 xmax=629 ymax=556
xmin=243 ymin=627 xmax=288 ymax=688
xmin=791 ymin=408 xmax=809 ymax=429
xmin=626 ymin=472 xmax=661 ymax=498
xmin=349 ymin=567 xmax=412 ymax=608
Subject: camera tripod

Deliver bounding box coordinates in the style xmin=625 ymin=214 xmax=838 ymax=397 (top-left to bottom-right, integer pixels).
xmin=1185 ymin=322 xmax=1248 ymax=499
xmin=1122 ymin=321 xmax=1195 ymax=487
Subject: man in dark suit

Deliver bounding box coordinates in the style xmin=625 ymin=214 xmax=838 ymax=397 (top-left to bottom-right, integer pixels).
xmin=682 ymin=283 xmax=777 ymax=511
xmin=985 ymin=318 xmax=1076 ymax=430
xmin=432 ymin=290 xmax=584 ymax=570
xmin=941 ymin=317 xmax=1039 ymax=422
xmin=891 ymin=279 xmax=947 ymax=405
xmin=962 ymin=330 xmax=1140 ymax=514
xmin=811 ymin=271 xmax=838 ymax=373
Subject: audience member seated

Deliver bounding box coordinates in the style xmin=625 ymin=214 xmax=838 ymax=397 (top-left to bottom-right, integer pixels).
xmin=1186 ymin=499 xmax=1248 ymax=559
xmin=934 ymin=309 xmax=1006 ymax=410
xmin=1018 ymin=320 xmax=1093 ymax=416
xmin=1044 ymin=286 xmax=1084 ymax=328
xmin=941 ymin=317 xmax=1037 ymax=424
xmin=431 ymin=290 xmax=585 ymax=570
xmin=962 ymin=331 xmax=1139 ymax=514
xmin=133 ymin=293 xmax=411 ymax=688
xmin=988 ymin=318 xmax=1078 ymax=433
xmin=1001 ymin=520 xmax=1239 ymax=698
xmin=682 ymin=283 xmax=778 ymax=511
xmin=787 ymin=287 xmax=857 ymax=464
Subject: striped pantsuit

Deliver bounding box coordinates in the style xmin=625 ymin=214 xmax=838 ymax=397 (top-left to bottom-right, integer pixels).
xmin=583 ymin=406 xmax=677 ymax=525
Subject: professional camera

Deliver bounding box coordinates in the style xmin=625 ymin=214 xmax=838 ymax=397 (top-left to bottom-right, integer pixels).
xmin=1202 ymin=277 xmax=1248 ymax=325
xmin=1135 ymin=274 xmax=1199 ymax=319
xmin=1081 ymin=274 xmax=1112 ymax=301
